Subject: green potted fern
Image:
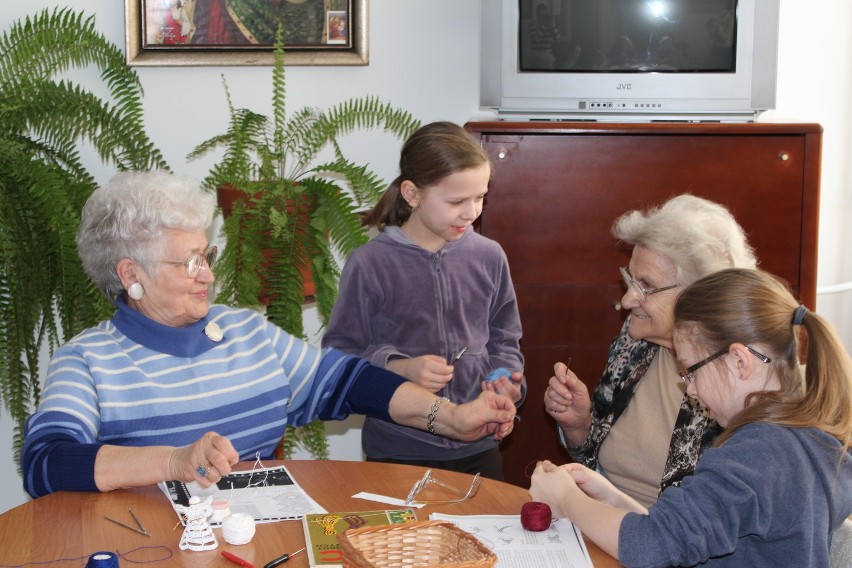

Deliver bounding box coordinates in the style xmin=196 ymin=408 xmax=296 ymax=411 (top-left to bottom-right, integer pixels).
xmin=187 ymin=26 xmax=420 ymax=458
xmin=0 ymin=8 xmax=167 ymax=457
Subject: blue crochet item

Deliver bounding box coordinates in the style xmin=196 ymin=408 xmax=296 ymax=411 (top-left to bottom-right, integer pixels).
xmin=484 ymin=367 xmax=511 ymax=382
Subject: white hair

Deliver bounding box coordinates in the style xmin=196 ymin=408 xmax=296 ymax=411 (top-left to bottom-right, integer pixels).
xmin=613 ymin=194 xmax=757 ymax=285
xmin=76 ymin=170 xmax=216 ymax=299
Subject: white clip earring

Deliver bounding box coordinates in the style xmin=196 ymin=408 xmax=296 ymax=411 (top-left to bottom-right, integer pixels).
xmin=127 ymin=282 xmax=145 ymax=301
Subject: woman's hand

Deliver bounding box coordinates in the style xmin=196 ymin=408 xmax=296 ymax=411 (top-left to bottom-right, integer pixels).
xmin=94 ymin=432 xmax=240 ymax=492
xmin=439 ymin=391 xmax=517 ymax=441
xmin=544 ymin=361 xmax=592 ymax=446
xmin=387 ymin=384 xmax=515 ymax=441
xmin=169 ymin=432 xmax=240 ymax=487
xmin=528 ymin=460 xmax=581 ymax=518
xmin=528 ymin=460 xmax=637 ymax=515
xmin=529 ymin=460 xmax=635 ymax=557
xmin=481 ymin=370 xmax=524 ymax=404
xmin=558 ymin=463 xmax=645 ymax=511
xmin=387 ymin=354 xmax=453 ymax=393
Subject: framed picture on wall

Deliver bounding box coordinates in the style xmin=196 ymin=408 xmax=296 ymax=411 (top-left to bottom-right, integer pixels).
xmin=125 ymin=0 xmax=368 ymax=66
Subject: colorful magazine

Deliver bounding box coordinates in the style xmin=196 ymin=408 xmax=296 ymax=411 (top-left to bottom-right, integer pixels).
xmin=301 ymin=508 xmax=417 ymax=567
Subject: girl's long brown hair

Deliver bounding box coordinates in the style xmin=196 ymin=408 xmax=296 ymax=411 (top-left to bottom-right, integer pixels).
xmin=674 ymin=268 xmax=852 ymax=450
xmin=363 ymin=121 xmax=490 ymax=230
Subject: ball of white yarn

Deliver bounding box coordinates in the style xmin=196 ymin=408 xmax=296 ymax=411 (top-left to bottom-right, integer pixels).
xmin=221 ymin=513 xmax=256 ymax=545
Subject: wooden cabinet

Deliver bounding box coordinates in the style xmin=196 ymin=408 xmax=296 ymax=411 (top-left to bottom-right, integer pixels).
xmin=465 ymin=121 xmax=822 ymax=487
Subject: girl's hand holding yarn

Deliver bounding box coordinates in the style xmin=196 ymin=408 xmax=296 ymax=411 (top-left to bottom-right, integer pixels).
xmin=484 ymin=367 xmax=512 ymax=383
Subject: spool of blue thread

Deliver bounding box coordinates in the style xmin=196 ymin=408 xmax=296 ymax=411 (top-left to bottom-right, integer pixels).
xmin=86 ymin=551 xmax=120 ymax=568
xmin=484 ymin=367 xmax=511 ymax=382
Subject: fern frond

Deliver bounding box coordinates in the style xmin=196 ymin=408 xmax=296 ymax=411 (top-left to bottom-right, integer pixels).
xmin=318 ymin=96 xmax=421 ymax=147
xmin=214 ymin=198 xmax=265 ymax=309
xmin=1 ymin=8 xmax=166 ymax=171
xmin=279 ymin=421 xmax=329 ymax=459
xmin=10 ymin=81 xmax=165 ymax=171
xmin=271 ymin=26 xmax=287 ymax=165
xmin=0 ymin=8 xmax=167 ymax=462
xmin=309 ymin=158 xmax=387 ymax=209
xmin=281 ymin=106 xmax=323 ymax=178
xmin=302 ymin=178 xmax=369 ymax=255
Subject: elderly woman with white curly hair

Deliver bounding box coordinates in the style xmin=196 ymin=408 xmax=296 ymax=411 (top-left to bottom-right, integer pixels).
xmin=545 ymin=194 xmax=757 ymax=507
xmin=21 ymin=170 xmax=517 ymax=498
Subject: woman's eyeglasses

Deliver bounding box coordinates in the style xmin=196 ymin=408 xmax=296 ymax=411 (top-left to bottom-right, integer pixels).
xmin=159 ymin=245 xmax=218 ymax=278
xmin=679 ymin=345 xmax=772 ymax=384
xmin=404 ymin=469 xmax=481 ymax=505
xmin=619 ymin=266 xmax=679 ymax=302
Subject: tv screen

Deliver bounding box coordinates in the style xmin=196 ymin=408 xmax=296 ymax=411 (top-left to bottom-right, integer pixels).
xmin=480 ymin=0 xmax=779 ymax=122
xmin=519 ymin=0 xmax=736 ymax=73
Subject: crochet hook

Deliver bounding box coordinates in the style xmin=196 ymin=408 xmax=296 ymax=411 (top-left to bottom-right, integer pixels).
xmin=104 ymin=507 xmax=150 ymax=537
xmin=264 ymin=547 xmax=305 ymax=568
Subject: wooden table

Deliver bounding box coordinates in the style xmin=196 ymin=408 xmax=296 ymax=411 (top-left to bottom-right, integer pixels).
xmin=0 ymin=460 xmax=620 ymax=567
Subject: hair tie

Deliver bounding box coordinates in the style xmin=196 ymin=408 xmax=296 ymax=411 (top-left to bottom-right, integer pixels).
xmin=792 ymin=304 xmax=808 ymax=326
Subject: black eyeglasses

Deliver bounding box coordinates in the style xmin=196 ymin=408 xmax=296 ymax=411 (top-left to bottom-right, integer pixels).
xmin=619 ymin=266 xmax=679 ymax=302
xmin=679 ymin=345 xmax=772 ymax=384
xmin=159 ymin=245 xmax=218 ymax=278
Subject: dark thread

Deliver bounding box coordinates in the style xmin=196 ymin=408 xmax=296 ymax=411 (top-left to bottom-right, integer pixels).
xmin=0 ymin=546 xmax=173 ymax=568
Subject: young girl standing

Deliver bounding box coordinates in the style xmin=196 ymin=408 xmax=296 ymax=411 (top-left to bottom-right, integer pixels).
xmin=322 ymin=121 xmax=525 ymax=480
xmin=530 ymin=268 xmax=851 ymax=567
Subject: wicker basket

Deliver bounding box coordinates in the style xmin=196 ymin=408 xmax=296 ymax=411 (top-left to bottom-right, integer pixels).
xmin=337 ymin=520 xmax=497 ymax=568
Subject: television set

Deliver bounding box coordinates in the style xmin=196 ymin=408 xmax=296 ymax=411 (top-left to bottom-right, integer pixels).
xmin=479 ymin=0 xmax=780 ymax=122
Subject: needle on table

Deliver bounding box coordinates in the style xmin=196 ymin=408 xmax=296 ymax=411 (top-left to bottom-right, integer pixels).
xmin=104 ymin=512 xmax=150 ymax=537
xmin=128 ymin=506 xmax=148 ymax=536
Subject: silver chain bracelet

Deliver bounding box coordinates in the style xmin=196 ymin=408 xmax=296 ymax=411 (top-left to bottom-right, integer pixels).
xmin=427 ymin=396 xmax=450 ymax=435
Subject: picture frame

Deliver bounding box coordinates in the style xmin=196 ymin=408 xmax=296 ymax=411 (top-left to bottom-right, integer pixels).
xmin=125 ymin=0 xmax=368 ymax=66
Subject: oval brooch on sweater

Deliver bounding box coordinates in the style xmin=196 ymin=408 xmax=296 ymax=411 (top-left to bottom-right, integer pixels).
xmin=204 ymin=322 xmax=224 ymax=342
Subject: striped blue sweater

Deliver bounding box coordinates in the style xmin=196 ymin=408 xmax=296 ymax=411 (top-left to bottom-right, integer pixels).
xmin=21 ymin=299 xmax=402 ymax=498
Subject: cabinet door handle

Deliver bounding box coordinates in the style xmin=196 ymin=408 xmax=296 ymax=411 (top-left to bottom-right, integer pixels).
xmin=778 ymin=152 xmax=790 ymax=161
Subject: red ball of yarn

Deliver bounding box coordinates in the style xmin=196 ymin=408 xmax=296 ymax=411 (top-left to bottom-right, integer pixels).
xmin=521 ymin=501 xmax=552 ymax=531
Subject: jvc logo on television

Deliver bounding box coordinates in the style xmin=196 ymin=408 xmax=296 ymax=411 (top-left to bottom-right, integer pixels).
xmin=617 ymin=83 xmax=632 ymax=90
